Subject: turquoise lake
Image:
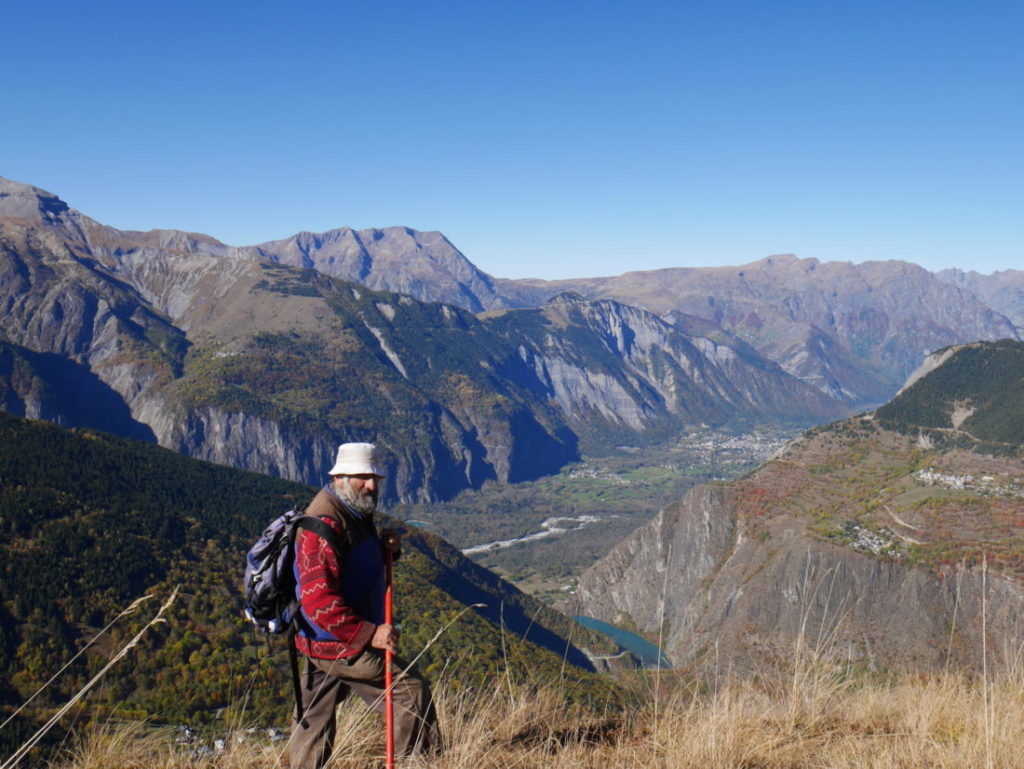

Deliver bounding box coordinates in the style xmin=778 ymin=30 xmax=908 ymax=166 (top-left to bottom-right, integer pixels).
xmin=574 ymin=615 xmax=671 ymax=669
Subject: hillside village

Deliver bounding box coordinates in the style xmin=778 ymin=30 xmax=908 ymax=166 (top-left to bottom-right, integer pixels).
xmin=916 ymin=467 xmax=1024 ymax=497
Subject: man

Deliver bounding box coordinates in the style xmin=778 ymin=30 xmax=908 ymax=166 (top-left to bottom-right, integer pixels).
xmin=288 ymin=442 xmax=440 ymax=769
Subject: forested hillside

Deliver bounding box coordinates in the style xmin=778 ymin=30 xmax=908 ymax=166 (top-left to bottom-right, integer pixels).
xmin=875 ymin=339 xmax=1024 ymax=454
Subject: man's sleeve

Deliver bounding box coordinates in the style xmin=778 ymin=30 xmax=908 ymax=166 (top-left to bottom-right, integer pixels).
xmin=295 ymin=523 xmax=375 ymax=653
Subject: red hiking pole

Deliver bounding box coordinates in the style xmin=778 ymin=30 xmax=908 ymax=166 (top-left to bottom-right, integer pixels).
xmin=384 ymin=548 xmax=395 ymax=769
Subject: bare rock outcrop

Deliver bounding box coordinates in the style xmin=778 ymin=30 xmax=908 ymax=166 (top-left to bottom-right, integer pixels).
xmin=574 ymin=477 xmax=1024 ymax=673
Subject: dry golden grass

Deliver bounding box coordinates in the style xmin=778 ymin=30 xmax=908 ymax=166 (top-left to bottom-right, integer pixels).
xmin=45 ymin=660 xmax=1024 ymax=769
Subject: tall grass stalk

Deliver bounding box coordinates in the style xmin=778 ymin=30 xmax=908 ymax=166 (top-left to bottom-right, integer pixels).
xmin=0 ymin=596 xmax=153 ymax=736
xmin=654 ymin=542 xmax=672 ymax=736
xmin=1 ymin=589 xmax=178 ymax=769
xmin=944 ymin=558 xmax=967 ymax=672
xmin=982 ymin=554 xmax=993 ymax=769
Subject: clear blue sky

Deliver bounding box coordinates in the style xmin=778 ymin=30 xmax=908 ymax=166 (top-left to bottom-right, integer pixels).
xmin=4 ymin=0 xmax=1022 ymax=279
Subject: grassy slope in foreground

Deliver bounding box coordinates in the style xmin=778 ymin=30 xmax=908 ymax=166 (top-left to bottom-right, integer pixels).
xmin=53 ymin=667 xmax=1024 ymax=769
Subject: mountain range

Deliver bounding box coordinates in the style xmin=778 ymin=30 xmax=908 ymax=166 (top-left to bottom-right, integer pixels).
xmin=495 ymin=258 xmax=1022 ymax=408
xmin=0 ymin=176 xmax=868 ymax=502
xmin=567 ymin=340 xmax=1024 ymax=674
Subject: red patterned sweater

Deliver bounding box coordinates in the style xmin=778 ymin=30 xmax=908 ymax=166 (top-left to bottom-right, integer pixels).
xmin=293 ymin=487 xmax=380 ymax=659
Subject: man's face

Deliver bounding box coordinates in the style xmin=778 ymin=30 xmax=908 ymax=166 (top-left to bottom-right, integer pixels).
xmin=334 ymin=473 xmax=381 ymax=514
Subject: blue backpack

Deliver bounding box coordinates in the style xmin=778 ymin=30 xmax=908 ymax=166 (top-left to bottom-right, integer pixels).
xmin=244 ymin=509 xmax=347 ymax=634
xmin=243 ymin=507 xmax=352 ymax=725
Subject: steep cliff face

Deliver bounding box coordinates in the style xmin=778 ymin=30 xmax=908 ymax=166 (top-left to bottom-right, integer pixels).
xmin=572 ymin=484 xmax=737 ymax=641
xmin=573 ymin=343 xmax=1024 ymax=672
xmin=573 ymin=433 xmax=1024 ymax=672
xmin=133 ymin=390 xmax=572 ymax=504
xmin=0 ymin=180 xmax=579 ymax=502
xmin=681 ymin=528 xmax=1024 ymax=672
xmin=497 ymin=256 xmax=1021 ymax=409
xmin=489 ymin=293 xmax=848 ymax=442
xmin=937 ymin=268 xmax=1024 ymax=330
xmin=134 ymin=401 xmax=336 ymax=485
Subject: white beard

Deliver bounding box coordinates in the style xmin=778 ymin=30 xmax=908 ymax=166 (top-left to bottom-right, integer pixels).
xmin=337 ymin=478 xmax=378 ymax=515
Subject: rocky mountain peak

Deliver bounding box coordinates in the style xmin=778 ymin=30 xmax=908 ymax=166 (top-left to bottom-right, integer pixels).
xmin=246 ymin=224 xmax=507 ymax=311
xmin=753 ymin=253 xmax=802 ymax=266
xmin=0 ymin=176 xmax=72 ymax=223
xmin=547 ymin=291 xmax=587 ymax=305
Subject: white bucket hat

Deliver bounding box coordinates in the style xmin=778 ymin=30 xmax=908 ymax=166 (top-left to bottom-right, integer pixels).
xmin=328 ymin=442 xmax=386 ymax=477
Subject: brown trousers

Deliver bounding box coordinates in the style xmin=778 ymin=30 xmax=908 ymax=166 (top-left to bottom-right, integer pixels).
xmin=287 ymin=650 xmax=440 ymax=769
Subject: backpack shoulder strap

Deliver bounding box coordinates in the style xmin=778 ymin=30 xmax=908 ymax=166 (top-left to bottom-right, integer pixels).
xmin=292 ymin=515 xmax=348 ymax=554
xmin=291 ymin=512 xmax=373 ymax=557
